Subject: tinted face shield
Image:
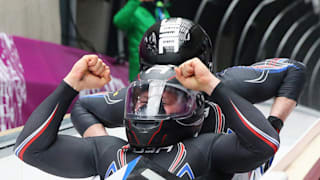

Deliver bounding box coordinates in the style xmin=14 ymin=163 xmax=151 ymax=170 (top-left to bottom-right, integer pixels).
xmin=125 ymin=80 xmax=197 ymax=121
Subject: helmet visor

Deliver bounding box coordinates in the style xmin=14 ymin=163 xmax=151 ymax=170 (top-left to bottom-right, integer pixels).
xmin=125 ymin=80 xmax=197 ymax=120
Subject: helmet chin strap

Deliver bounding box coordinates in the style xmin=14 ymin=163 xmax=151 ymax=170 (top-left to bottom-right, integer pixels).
xmin=176 ymin=115 xmax=204 ymax=126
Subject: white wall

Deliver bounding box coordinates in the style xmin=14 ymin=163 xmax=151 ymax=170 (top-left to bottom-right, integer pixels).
xmin=0 ymin=0 xmax=61 ymax=44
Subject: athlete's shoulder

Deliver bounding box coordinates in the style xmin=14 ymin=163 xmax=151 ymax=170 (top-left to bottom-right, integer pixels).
xmin=182 ymin=133 xmax=221 ymax=149
xmin=103 ymin=87 xmax=127 ymax=103
xmin=90 ymin=135 xmax=128 ymax=150
xmin=252 ymin=58 xmax=305 ymax=68
xmin=79 ymin=87 xmax=127 ymax=103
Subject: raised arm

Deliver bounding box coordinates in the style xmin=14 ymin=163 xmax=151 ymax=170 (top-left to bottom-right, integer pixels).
xmin=217 ymin=58 xmax=306 ymax=127
xmin=175 ymin=58 xmax=280 ymax=173
xmin=14 ymin=55 xmax=111 ymax=178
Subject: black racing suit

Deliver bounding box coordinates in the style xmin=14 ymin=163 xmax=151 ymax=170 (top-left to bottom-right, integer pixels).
xmin=71 ymin=58 xmax=306 ymax=135
xmin=14 ymin=80 xmax=280 ymax=179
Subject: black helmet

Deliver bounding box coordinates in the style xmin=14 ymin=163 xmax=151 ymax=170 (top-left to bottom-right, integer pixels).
xmin=124 ymin=65 xmax=205 ymax=147
xmin=139 ymin=17 xmax=214 ymax=72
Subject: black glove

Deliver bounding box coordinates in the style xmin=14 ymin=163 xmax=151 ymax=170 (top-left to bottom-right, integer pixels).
xmin=264 ymin=116 xmax=283 ymax=172
xmin=268 ymin=116 xmax=283 ymax=133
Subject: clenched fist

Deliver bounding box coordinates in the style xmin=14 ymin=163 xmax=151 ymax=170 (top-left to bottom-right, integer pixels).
xmin=64 ymin=55 xmax=111 ymax=91
xmin=175 ymin=58 xmax=220 ymax=95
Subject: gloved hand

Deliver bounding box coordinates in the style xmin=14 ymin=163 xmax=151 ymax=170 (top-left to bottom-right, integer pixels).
xmin=263 ymin=116 xmax=283 ymax=172
xmin=268 ymin=116 xmax=283 ymax=133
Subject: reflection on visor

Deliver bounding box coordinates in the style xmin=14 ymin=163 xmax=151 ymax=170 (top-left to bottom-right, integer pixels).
xmin=125 ymin=80 xmax=197 ymax=120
